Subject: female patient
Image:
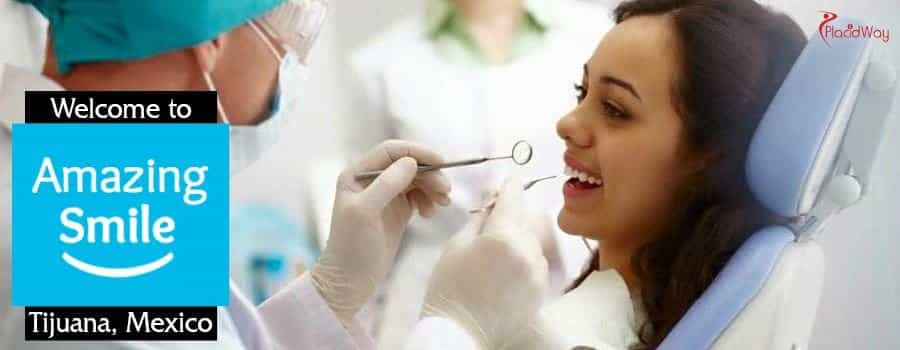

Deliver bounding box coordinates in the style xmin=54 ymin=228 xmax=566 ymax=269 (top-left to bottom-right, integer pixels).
xmin=498 ymin=0 xmax=808 ymax=348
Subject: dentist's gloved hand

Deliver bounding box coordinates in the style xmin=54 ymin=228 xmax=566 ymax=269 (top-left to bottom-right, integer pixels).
xmin=421 ymin=177 xmax=549 ymax=349
xmin=311 ymin=140 xmax=452 ymax=327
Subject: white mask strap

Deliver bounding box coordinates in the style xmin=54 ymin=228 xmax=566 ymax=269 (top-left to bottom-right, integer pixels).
xmin=248 ymin=20 xmax=283 ymax=61
xmin=203 ymin=72 xmax=231 ymax=124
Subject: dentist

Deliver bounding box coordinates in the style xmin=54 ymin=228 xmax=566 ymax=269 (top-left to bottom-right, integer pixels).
xmin=0 ymin=0 xmax=548 ymax=349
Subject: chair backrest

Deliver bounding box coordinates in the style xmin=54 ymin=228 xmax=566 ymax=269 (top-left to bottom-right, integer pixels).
xmin=658 ymin=18 xmax=897 ymax=349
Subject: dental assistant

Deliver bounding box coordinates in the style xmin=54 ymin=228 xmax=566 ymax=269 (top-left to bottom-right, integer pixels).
xmin=0 ymin=0 xmax=548 ymax=349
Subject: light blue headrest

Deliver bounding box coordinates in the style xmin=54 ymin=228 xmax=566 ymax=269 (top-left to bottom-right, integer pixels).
xmin=659 ymin=226 xmax=795 ymax=349
xmin=746 ymin=18 xmax=869 ymax=217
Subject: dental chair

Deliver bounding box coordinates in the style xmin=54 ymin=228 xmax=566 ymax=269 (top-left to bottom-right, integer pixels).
xmin=658 ymin=19 xmax=897 ymax=350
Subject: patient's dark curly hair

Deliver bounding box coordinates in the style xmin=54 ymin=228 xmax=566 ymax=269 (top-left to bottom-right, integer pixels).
xmin=569 ymin=0 xmax=807 ymax=348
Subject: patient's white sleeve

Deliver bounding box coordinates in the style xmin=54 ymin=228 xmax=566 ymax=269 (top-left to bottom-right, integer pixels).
xmin=404 ymin=317 xmax=479 ymax=350
xmin=260 ymin=278 xmax=480 ymax=350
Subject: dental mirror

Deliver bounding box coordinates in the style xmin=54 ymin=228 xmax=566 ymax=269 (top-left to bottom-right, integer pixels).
xmin=509 ymin=140 xmax=534 ymax=165
xmin=354 ymin=140 xmax=534 ymax=181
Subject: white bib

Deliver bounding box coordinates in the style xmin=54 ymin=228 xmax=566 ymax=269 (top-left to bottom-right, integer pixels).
xmin=505 ymin=270 xmax=643 ymax=350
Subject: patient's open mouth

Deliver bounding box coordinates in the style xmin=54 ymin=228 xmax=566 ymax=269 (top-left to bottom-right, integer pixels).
xmin=564 ymin=165 xmax=603 ymax=190
xmin=563 ymin=154 xmax=603 ymax=198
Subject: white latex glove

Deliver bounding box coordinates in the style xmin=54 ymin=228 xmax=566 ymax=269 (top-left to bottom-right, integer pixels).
xmin=422 ymin=177 xmax=549 ymax=349
xmin=311 ymin=140 xmax=452 ymax=326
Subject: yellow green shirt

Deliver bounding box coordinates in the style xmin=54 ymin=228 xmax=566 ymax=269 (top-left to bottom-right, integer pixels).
xmin=425 ymin=0 xmax=560 ymax=65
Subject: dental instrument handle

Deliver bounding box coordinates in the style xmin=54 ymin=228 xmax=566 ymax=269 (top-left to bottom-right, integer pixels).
xmin=417 ymin=157 xmax=491 ymax=171
xmin=354 ymin=157 xmax=490 ymax=181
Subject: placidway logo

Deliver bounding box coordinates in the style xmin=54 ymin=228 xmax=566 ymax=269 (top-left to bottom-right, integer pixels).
xmin=819 ymin=11 xmax=890 ymax=47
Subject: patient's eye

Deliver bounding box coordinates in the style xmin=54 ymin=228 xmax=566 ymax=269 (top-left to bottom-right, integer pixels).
xmin=574 ymin=83 xmax=587 ymax=103
xmin=603 ymin=101 xmax=627 ymax=120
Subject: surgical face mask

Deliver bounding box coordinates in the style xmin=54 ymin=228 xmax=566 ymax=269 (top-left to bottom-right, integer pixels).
xmin=202 ymin=0 xmax=327 ymax=174
xmin=202 ymin=17 xmax=317 ymax=175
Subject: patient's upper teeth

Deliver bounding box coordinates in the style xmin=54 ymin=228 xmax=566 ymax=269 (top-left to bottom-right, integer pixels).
xmin=564 ymin=164 xmax=604 ymax=186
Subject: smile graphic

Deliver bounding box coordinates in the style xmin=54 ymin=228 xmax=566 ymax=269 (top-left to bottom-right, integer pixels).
xmin=62 ymin=252 xmax=174 ymax=278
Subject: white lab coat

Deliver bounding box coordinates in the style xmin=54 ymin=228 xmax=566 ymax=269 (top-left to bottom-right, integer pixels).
xmin=0 ymin=63 xmax=476 ymax=349
xmin=0 ymin=0 xmax=47 ymax=71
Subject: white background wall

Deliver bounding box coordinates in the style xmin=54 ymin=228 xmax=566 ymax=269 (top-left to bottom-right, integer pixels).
xmin=243 ymin=0 xmax=899 ymax=347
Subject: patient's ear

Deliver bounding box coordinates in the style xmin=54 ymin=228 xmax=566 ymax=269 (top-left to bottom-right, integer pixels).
xmin=41 ymin=27 xmax=59 ymax=79
xmin=190 ymin=35 xmax=227 ymax=74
